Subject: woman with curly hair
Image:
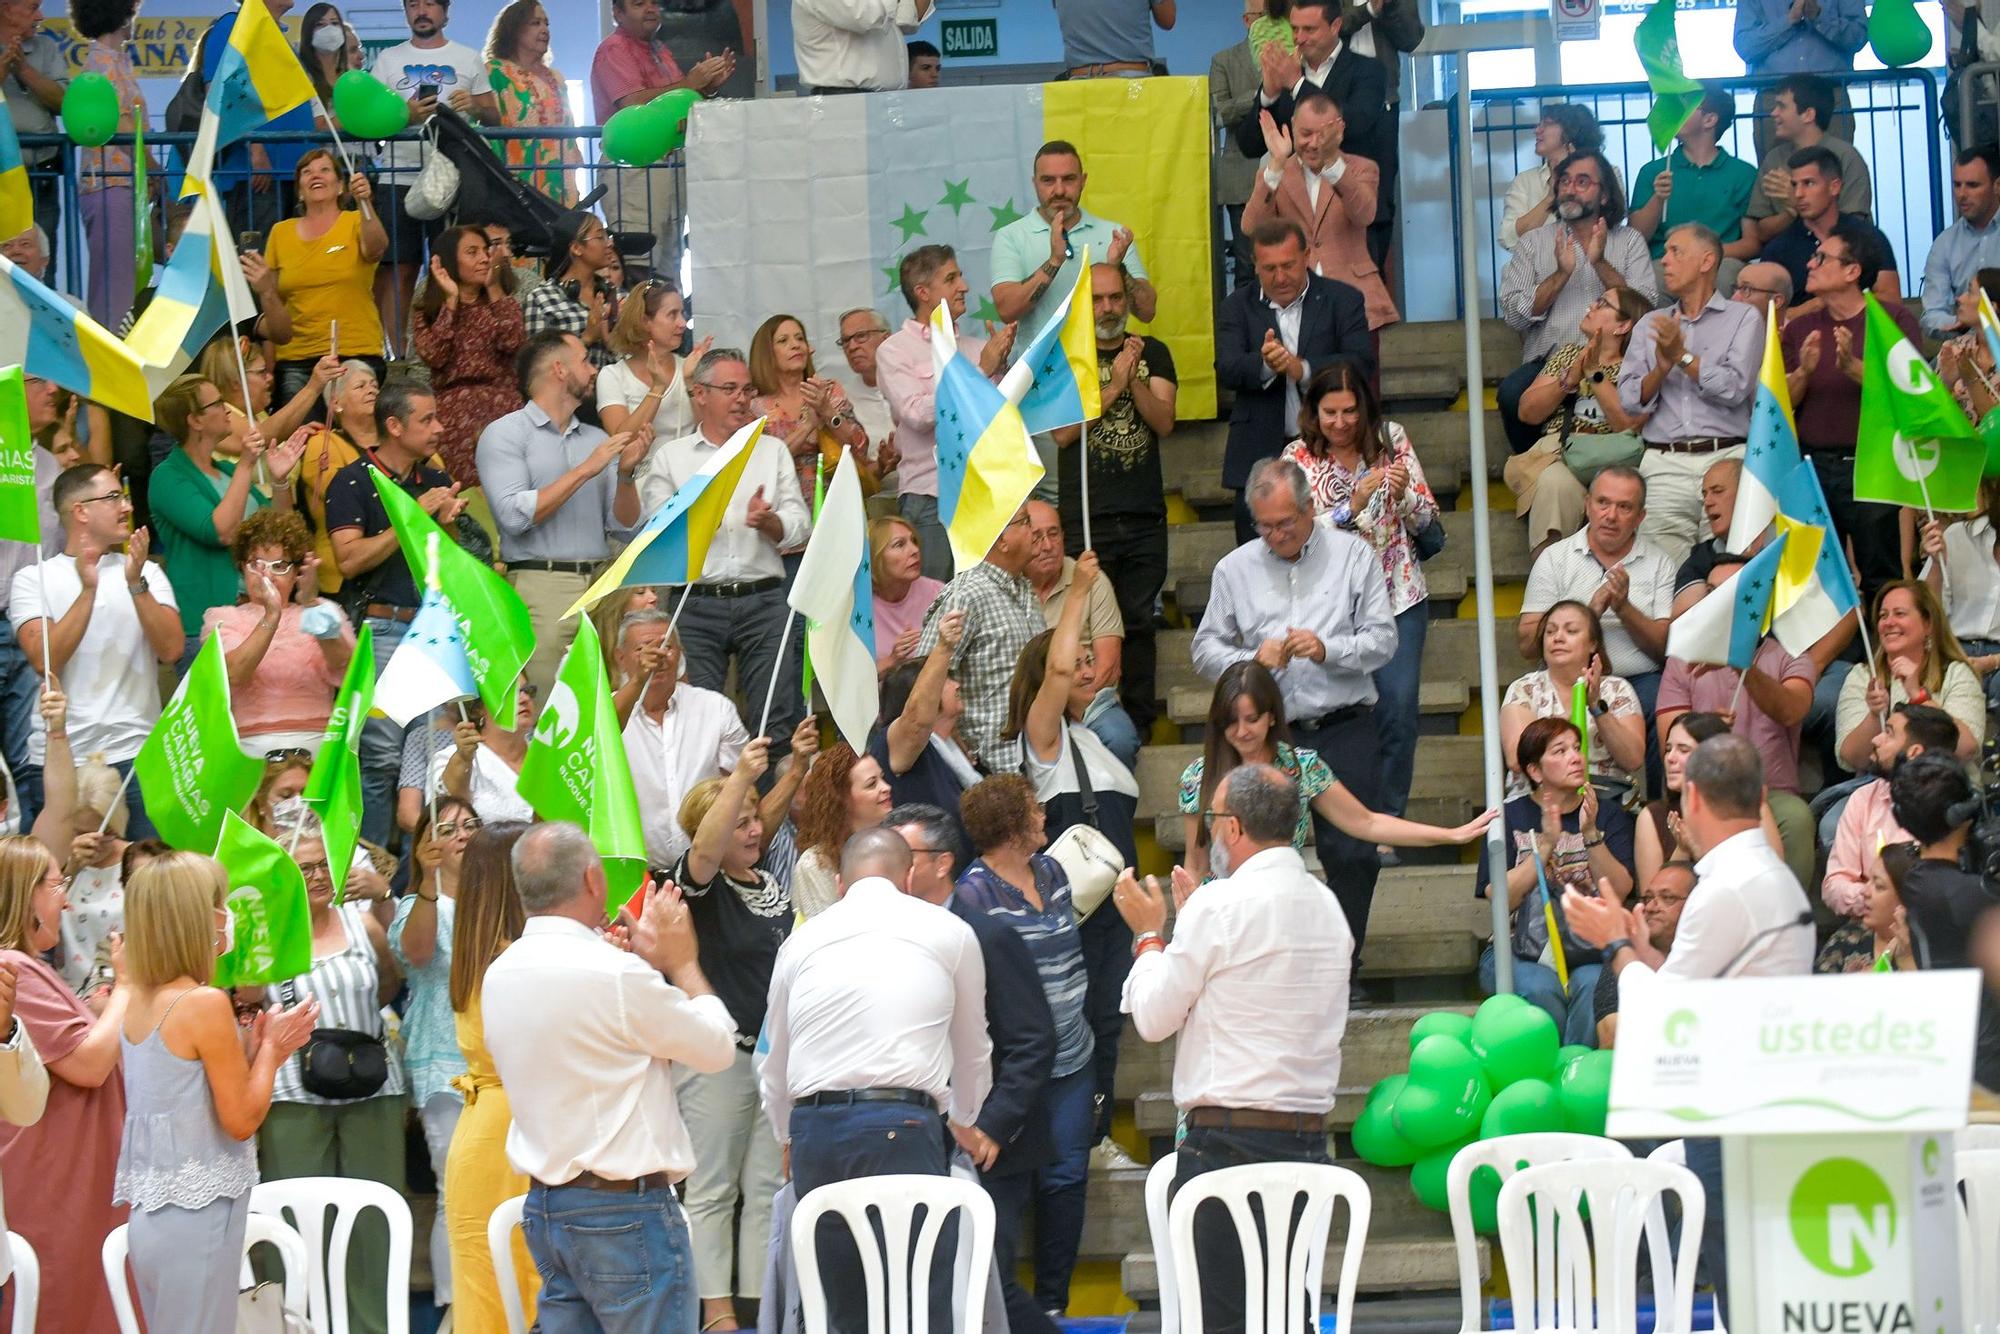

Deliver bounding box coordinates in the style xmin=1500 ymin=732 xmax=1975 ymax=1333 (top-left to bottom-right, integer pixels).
xmin=788 ymin=741 xmax=893 ymax=918
xmin=485 ymin=0 xmax=580 ymax=204
xmin=411 ymin=224 xmax=526 ymax=487
xmin=202 ymin=510 xmax=356 ymax=758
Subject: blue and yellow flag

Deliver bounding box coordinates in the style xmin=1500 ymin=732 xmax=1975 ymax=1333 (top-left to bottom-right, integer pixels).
xmin=1979 ymin=288 xmax=2000 ymax=373
xmin=1002 ymin=245 xmax=1102 ymax=435
xmin=0 ymin=90 xmax=31 ymax=244
xmin=930 ymin=303 xmax=1045 ymax=572
xmin=129 ymin=177 xmax=259 ymax=397
xmin=182 ymin=0 xmax=317 ymax=194
xmin=1726 ymin=312 xmax=1803 ymax=553
xmin=0 ymin=255 xmax=153 ymax=421
xmin=565 ymin=418 xmax=763 ymax=617
xmin=1770 ymin=460 xmax=1861 ymax=654
xmin=1665 ymin=531 xmax=1790 ymax=670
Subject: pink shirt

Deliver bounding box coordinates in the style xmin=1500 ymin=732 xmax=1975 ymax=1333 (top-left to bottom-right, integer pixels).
xmin=873 ymin=576 xmax=945 ymax=669
xmin=1822 ymin=778 xmax=1911 ymax=919
xmin=875 ymin=317 xmax=991 ymax=500
xmin=203 ymin=602 xmax=355 ymax=739
xmin=1657 ymin=637 xmax=1818 ymax=796
xmin=590 ymin=28 xmax=684 ymax=123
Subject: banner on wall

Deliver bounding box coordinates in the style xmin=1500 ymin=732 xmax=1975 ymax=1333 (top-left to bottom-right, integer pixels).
xmin=45 ymin=17 xmax=304 ymax=78
xmin=684 ymin=78 xmax=1217 ymax=420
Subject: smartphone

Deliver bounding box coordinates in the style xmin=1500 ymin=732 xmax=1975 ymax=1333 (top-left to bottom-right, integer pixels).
xmin=238 ymin=229 xmax=264 ymax=254
xmin=416 ymin=82 xmax=440 ymax=101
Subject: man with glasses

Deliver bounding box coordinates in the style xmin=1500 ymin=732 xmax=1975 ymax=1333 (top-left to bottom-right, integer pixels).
xmin=1590 ymin=861 xmax=1695 ymax=1048
xmin=1023 ymin=500 xmax=1140 ymax=769
xmin=0 ymin=373 xmax=62 ymax=826
xmin=1728 ymin=260 xmax=1793 ymax=314
xmin=912 ymin=503 xmax=1043 ymax=768
xmin=612 ymin=607 xmax=749 ymax=873
xmin=1191 ymin=458 xmax=1395 ymax=980
xmin=831 ymin=307 xmax=895 ymax=454
xmin=10 ymin=463 xmax=181 ymax=839
xmin=639 ymin=347 xmax=810 ymax=756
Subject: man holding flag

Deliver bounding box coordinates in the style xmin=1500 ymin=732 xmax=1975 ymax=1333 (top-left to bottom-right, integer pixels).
xmin=195 ymin=0 xmax=315 ymax=230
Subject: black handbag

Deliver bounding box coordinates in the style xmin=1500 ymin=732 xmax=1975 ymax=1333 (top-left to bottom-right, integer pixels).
xmin=280 ymin=981 xmax=388 ymax=1101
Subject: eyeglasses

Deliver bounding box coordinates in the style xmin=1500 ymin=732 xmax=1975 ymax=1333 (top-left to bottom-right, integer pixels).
xmin=1733 ymin=282 xmax=1781 ymax=298
xmin=1807 ymin=249 xmax=1852 ymax=268
xmin=265 ymin=747 xmax=312 ymax=764
xmin=1252 ymin=513 xmax=1307 ymax=537
xmin=298 ymin=860 xmax=332 ymax=882
xmin=908 ymin=845 xmax=952 ymax=859
xmin=1201 ymin=808 xmax=1237 ymax=827
xmin=434 ymin=817 xmax=485 ymax=837
xmin=1005 ymin=512 xmax=1032 ymax=530
xmin=1637 ymin=891 xmax=1689 ymax=908
xmin=695 ymin=380 xmax=752 ymax=396
xmin=75 ymin=489 xmax=127 ymax=507
xmin=248 ymin=558 xmax=298 ymax=575
xmin=195 ymin=397 xmax=227 ymax=414
xmin=837 ymin=328 xmax=888 ymax=348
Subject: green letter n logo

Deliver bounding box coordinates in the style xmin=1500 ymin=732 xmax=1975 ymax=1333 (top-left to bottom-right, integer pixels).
xmin=1789 ymin=1157 xmax=1897 ymax=1278
xmin=1663 ymin=1009 xmax=1698 ymax=1049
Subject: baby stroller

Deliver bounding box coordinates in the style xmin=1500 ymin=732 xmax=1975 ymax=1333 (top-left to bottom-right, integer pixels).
xmin=428 ymin=107 xmax=656 ymax=264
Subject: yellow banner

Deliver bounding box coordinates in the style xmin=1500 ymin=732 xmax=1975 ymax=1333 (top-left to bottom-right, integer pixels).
xmin=45 ymin=16 xmax=301 ymax=79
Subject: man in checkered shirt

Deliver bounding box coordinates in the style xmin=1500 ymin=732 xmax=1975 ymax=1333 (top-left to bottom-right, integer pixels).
xmin=914 ymin=505 xmax=1042 ymax=768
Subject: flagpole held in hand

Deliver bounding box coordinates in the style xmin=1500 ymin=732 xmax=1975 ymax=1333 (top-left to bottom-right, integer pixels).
xmin=311 ymin=96 xmax=374 ymax=222
xmin=34 ymin=560 xmax=49 ymax=682
xmin=1726 ymin=668 xmax=1748 ymax=722
xmin=664 ymin=582 xmax=695 ymax=641
xmin=757 ymin=607 xmax=800 ymax=738
xmin=1914 ymin=467 xmax=1952 ymax=606
xmin=1079 ymin=419 xmax=1092 ymax=552
xmin=426 ymin=706 xmax=441 ymax=897
xmin=97 ymin=764 xmax=137 ymax=836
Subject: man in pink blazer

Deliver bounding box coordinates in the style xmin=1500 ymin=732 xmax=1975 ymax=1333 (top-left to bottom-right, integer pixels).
xmin=1242 ymin=89 xmax=1400 ymax=334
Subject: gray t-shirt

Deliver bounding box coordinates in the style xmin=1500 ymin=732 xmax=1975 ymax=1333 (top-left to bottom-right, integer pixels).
xmin=1052 ymin=0 xmax=1159 ymax=68
xmin=369 ymin=37 xmax=493 ymax=175
xmin=1746 ymin=135 xmax=1873 ymax=220
xmin=4 ymin=33 xmax=66 ymax=164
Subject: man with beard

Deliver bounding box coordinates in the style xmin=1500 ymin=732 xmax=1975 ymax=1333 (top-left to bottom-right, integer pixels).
xmin=1498 ymin=149 xmax=1659 ymax=454
xmin=1820 ymin=702 xmax=1955 ymax=918
xmin=1050 ymin=264 xmax=1174 ymax=736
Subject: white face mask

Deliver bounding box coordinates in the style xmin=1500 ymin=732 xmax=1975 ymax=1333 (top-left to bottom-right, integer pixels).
xmin=311 ymin=23 xmax=347 ymax=52
xmin=218 ymin=909 xmax=236 ymax=957
xmin=271 ymin=795 xmax=306 ymax=826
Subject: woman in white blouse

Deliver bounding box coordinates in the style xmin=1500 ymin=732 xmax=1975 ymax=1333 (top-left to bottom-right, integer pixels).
xmin=1501 ymin=598 xmax=1647 ymax=801
xmin=597 ymin=278 xmax=708 ymax=449
xmin=1919 ymin=482 xmax=2000 ymax=711
xmin=432 ymin=681 xmax=541 ymax=825
xmin=1835 ymin=580 xmax=1986 ymax=772
xmin=1497 ymin=103 xmax=1610 ymax=251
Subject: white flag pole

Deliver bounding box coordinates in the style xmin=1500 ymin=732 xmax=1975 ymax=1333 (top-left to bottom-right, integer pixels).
xmin=34 ymin=560 xmax=49 ymax=681
xmin=311 ymin=94 xmax=375 ymax=222
xmin=1914 ymin=467 xmax=1952 ymax=606
xmin=97 ymin=764 xmax=137 ymax=836
xmin=756 ymin=608 xmax=800 ymax=738
xmin=1079 ymin=418 xmax=1092 ymax=552
xmin=664 ymin=581 xmax=695 ymax=641
xmin=1725 ymin=668 xmax=1748 ymax=722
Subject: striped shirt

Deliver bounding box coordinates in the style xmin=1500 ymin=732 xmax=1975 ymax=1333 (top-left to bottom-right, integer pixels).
xmin=954 ymin=856 xmax=1095 ymax=1078
xmin=274 ymin=903 xmax=406 ymax=1105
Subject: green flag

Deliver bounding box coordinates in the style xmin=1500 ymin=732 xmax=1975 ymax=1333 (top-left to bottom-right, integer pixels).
xmin=133 ymin=125 xmax=153 ymax=294
xmin=212 ymin=809 xmax=312 ymax=988
xmin=1855 ymin=292 xmax=1985 ymax=513
xmin=518 ymin=616 xmax=648 ymax=913
xmin=302 ymin=623 xmax=373 ymax=904
xmin=368 ymin=467 xmax=534 ymax=729
xmin=1635 ymin=0 xmax=1704 ymax=153
xmin=132 ymin=632 xmax=266 ymax=853
xmin=0 ymin=367 xmax=37 ymax=545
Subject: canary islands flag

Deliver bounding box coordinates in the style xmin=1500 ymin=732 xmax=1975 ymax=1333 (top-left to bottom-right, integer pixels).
xmin=1978 ymin=288 xmax=2000 ymax=373
xmin=0 ymin=255 xmax=153 ymax=421
xmin=931 ymin=302 xmax=1044 ymax=572
xmin=565 ymin=417 xmax=763 ymax=616
xmin=0 ymin=90 xmax=31 ymax=245
xmin=1001 ymin=246 xmax=1102 ymax=434
xmin=789 ymin=450 xmax=877 ymax=753
xmin=1770 ymin=460 xmax=1861 ymax=654
xmin=182 ymin=0 xmax=317 ymax=194
xmin=1726 ymin=312 xmax=1803 ymax=553
xmin=128 ymin=179 xmax=257 ymax=396
xmin=1665 ymin=531 xmax=1790 ymax=670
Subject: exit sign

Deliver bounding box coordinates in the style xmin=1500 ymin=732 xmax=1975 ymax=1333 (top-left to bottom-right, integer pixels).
xmin=940 ymin=18 xmax=998 ymax=58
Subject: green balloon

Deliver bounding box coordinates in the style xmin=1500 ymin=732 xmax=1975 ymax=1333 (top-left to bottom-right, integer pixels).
xmin=1558 ymin=1049 xmax=1616 ymax=1136
xmin=1480 ymin=1077 xmax=1565 ymax=1139
xmin=603 ymin=102 xmax=675 ymax=166
xmin=1409 ymin=1011 xmax=1474 ymax=1052
xmin=1980 ymin=407 xmax=2000 ymax=478
xmin=1465 ymin=1163 xmax=1506 ymax=1234
xmin=1410 ymin=1135 xmax=1477 ymax=1212
xmin=1393 ymin=1035 xmax=1492 ymax=1149
xmin=1556 ymin=1044 xmax=1593 ymax=1071
xmin=1868 ymin=0 xmax=1933 ymax=67
xmin=1351 ymin=1075 xmax=1421 ymax=1167
xmin=61 ymin=72 xmax=121 ymax=149
xmin=651 ymin=86 xmax=702 ymax=153
xmin=1470 ymin=998 xmax=1560 ymax=1089
xmin=333 ymin=71 xmax=410 ymax=140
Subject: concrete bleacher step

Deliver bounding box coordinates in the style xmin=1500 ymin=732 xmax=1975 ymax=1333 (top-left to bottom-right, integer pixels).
xmin=1159 ymin=412 xmax=1502 ymax=514
xmin=1120 ymin=1235 xmax=1482 ymax=1300
xmin=1114 ymin=1005 xmax=1470 ymax=1105
xmin=1152 ymin=617 xmax=1490 ymax=711
xmin=1381 ymin=318 xmax=1520 ymax=380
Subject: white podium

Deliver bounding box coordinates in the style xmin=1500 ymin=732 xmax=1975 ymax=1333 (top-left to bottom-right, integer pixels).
xmin=1609 ymin=971 xmax=1982 ymax=1334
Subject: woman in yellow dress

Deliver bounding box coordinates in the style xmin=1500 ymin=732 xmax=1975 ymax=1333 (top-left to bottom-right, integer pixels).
xmin=445 ymin=819 xmax=538 ymax=1329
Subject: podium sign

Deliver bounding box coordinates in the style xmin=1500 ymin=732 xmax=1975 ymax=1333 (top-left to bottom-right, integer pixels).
xmin=1611 ymin=972 xmax=1980 ymax=1334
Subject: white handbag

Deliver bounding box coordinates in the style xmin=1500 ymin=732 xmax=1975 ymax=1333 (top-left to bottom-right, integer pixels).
xmin=403 ymin=123 xmax=460 ymax=221
xmin=1047 ymin=822 xmax=1125 ymax=921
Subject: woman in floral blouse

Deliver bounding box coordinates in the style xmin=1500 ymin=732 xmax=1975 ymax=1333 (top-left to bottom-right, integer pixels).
xmin=411 ymin=225 xmax=526 ymax=488
xmin=1500 ymin=598 xmax=1647 ymax=803
xmin=1281 ymin=360 xmax=1435 ymax=821
xmin=485 ymin=0 xmax=580 ymax=205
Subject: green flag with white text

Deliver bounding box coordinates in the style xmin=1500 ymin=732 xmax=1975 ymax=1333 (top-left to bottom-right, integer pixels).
xmin=368 ymin=467 xmax=535 ymax=729
xmin=0 ymin=366 xmax=37 ymax=545
xmin=302 ymin=623 xmax=373 ymax=903
xmin=1635 ymin=0 xmax=1704 ymax=153
xmin=212 ymin=809 xmax=312 ymax=988
xmin=1855 ymin=293 xmax=1985 ymax=513
xmin=518 ymin=616 xmax=647 ymax=913
xmin=132 ymin=632 xmax=265 ymax=854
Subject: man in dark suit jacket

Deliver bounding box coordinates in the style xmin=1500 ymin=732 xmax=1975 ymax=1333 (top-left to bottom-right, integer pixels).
xmin=1232 ymin=0 xmax=1394 ymax=259
xmin=887 ymin=804 xmax=1060 ymax=1334
xmin=1215 ymin=217 xmax=1373 ymax=541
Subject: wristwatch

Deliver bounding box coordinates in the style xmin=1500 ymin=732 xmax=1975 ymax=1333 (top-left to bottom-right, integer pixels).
xmin=1582 ymin=830 xmax=1607 ymax=848
xmin=1603 ymin=936 xmax=1633 ymax=959
xmin=1677 ymin=351 xmax=1696 ymax=370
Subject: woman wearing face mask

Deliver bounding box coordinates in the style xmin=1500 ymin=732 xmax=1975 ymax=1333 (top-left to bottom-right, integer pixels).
xmin=599 ymin=279 xmax=708 ymax=449
xmin=299 ymin=3 xmax=353 ymax=129
xmin=412 ymin=225 xmax=527 ymax=489
xmin=390 ymin=797 xmax=479 ymax=1316
xmin=114 ymin=853 xmax=319 ymax=1332
xmin=432 ymin=682 xmax=541 ymax=823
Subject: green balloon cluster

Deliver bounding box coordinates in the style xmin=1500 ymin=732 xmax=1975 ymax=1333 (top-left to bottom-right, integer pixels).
xmin=1868 ymin=0 xmax=1933 ymax=67
xmin=62 ymin=72 xmax=121 ymax=148
xmin=332 ymin=70 xmax=412 ymax=140
xmin=1352 ymin=995 xmax=1616 ymax=1234
xmin=602 ymin=88 xmax=703 ymax=166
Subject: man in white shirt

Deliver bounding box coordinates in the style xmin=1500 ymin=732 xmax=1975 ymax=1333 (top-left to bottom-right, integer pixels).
xmin=612 ymin=606 xmax=749 ymax=871
xmin=1115 ymin=763 xmax=1351 ymax=1334
xmin=1564 ymin=732 xmax=1811 ymax=1320
xmin=760 ymin=826 xmax=992 ymax=1332
xmin=832 ymin=307 xmax=896 ymax=461
xmin=638 ymin=348 xmax=810 ymax=754
xmin=792 ymin=0 xmax=932 ymax=93
xmin=11 ymin=463 xmax=180 ymax=840
xmin=482 ymin=821 xmax=737 ymax=1328
xmin=1191 ymin=457 xmax=1395 ymax=974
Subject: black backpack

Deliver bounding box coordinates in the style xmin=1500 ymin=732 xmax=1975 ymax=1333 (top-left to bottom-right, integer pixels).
xmin=164 ymin=20 xmax=221 ymax=135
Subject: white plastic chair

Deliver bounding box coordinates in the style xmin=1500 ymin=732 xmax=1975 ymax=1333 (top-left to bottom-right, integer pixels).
xmin=1958 ymin=1147 xmax=2000 ymax=1332
xmin=792 ymin=1174 xmax=995 ymax=1334
xmin=4 ymin=1231 xmax=36 ymax=1334
xmin=1446 ymin=1132 xmax=1634 ymax=1333
xmin=1165 ymin=1161 xmax=1371 ymax=1334
xmin=1146 ymin=1152 xmax=1179 ymax=1334
xmin=251 ymin=1177 xmax=413 ymax=1334
xmin=103 ymin=1212 xmax=312 ymax=1334
xmin=1496 ymin=1158 xmax=1705 ymax=1334
xmin=487 ymin=1194 xmax=530 ymax=1334
xmin=1639 ymin=1141 xmax=1720 ymax=1334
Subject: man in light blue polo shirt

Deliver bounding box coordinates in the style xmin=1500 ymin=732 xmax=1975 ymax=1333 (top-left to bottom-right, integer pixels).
xmin=1922 ymin=144 xmax=2000 ymax=337
xmin=1051 ymin=0 xmax=1174 ymax=79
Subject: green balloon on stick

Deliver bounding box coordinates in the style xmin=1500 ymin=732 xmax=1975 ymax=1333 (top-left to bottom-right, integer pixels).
xmin=61 ymin=73 xmax=121 ymax=149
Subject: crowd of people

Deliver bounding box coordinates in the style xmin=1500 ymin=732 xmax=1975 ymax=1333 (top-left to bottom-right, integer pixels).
xmin=0 ymin=0 xmax=1999 ymax=1329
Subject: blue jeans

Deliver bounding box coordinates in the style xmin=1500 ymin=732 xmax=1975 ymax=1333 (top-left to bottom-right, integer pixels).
xmin=1479 ymin=945 xmax=1604 ymax=1047
xmin=357 ymin=617 xmax=409 ymax=848
xmin=0 ymin=620 xmax=42 ymax=830
xmin=522 ymin=1180 xmax=698 ymax=1334
xmin=1962 ymin=638 xmax=2000 ymax=712
xmin=897 ymin=492 xmax=954 ymax=583
xmin=1034 ymin=1065 xmax=1096 ymax=1312
xmin=1373 ymin=603 xmax=1429 ymax=816
xmin=788 ymin=1099 xmax=953 ymax=1333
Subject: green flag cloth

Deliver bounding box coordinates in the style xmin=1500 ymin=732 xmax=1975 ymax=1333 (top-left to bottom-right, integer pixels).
xmin=133 ymin=125 xmax=153 ymax=294
xmin=518 ymin=616 xmax=648 ymax=913
xmin=0 ymin=367 xmax=37 ymax=545
xmin=302 ymin=623 xmax=373 ymax=903
xmin=1635 ymin=0 xmax=1704 ymax=152
xmin=1855 ymin=293 xmax=1985 ymax=513
xmin=133 ymin=632 xmax=265 ymax=853
xmin=212 ymin=809 xmax=312 ymax=988
xmin=368 ymin=468 xmax=534 ymax=729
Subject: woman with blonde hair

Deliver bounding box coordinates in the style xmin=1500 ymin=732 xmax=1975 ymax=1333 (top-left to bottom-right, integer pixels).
xmin=58 ymin=752 xmax=133 ymax=1006
xmin=445 ymin=820 xmax=536 ymax=1329
xmin=196 ymin=335 xmax=341 ymax=462
xmin=115 ymin=853 xmax=318 ymax=1331
xmin=870 ymin=515 xmax=944 ymax=674
xmin=599 ymin=279 xmax=707 ymax=447
xmin=1836 ymin=579 xmax=1987 ymax=771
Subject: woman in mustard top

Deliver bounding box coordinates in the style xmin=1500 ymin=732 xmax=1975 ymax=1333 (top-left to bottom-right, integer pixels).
xmin=266 ymin=150 xmax=388 ymax=409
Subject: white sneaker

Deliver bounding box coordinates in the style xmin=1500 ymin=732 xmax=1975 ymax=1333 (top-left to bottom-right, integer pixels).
xmin=1090 ymin=1137 xmax=1142 ymax=1171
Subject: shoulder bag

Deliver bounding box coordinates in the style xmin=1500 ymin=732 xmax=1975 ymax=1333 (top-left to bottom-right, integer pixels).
xmin=279 ymin=977 xmax=389 ymax=1102
xmin=1042 ymin=728 xmax=1127 ymax=921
